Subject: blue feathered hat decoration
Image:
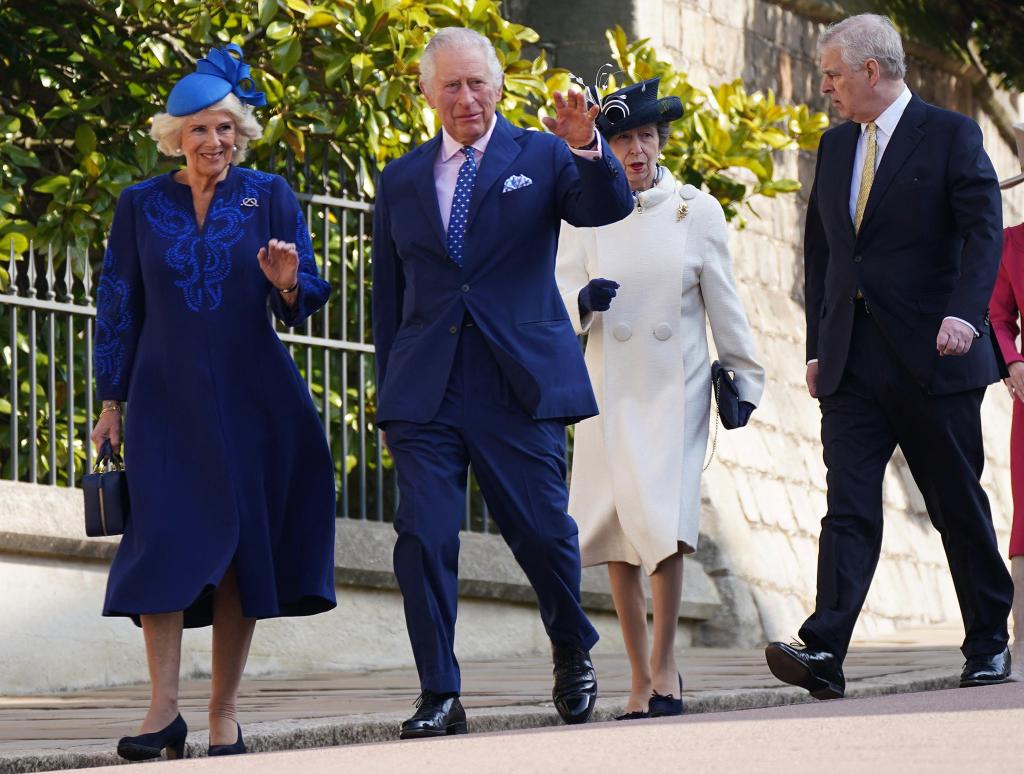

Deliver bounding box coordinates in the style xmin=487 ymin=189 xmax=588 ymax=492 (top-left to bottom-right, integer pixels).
xmin=166 ymin=43 xmax=267 ymax=117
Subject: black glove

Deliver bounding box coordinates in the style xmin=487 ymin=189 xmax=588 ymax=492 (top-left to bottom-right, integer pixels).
xmin=737 ymin=401 xmax=756 ymax=428
xmin=578 ymin=278 xmax=620 ymax=317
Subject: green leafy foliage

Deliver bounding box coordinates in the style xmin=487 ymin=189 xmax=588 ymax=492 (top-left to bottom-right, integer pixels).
xmin=0 ymin=0 xmax=549 ymax=265
xmin=583 ymin=25 xmax=829 ymax=224
xmin=861 ymin=0 xmax=1024 ymax=91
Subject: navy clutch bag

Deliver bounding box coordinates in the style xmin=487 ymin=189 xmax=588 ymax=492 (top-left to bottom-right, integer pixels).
xmin=82 ymin=439 xmax=129 ymax=537
xmin=711 ymin=360 xmax=744 ymax=430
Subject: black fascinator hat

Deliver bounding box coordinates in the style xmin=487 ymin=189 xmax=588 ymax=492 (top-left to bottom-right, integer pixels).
xmin=572 ymin=67 xmax=683 ymax=139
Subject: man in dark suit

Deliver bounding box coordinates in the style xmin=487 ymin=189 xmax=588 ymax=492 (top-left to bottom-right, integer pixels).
xmin=372 ymin=27 xmax=632 ymax=737
xmin=765 ymin=13 xmax=1014 ymax=698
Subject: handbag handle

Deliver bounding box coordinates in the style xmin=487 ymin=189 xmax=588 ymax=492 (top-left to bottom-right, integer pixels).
xmin=95 ymin=438 xmax=125 ymax=473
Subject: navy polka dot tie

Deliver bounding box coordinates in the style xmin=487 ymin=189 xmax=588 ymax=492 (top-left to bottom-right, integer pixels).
xmin=446 ymin=146 xmax=477 ymax=266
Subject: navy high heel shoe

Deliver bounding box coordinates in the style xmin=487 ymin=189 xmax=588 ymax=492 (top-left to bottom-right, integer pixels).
xmin=208 ymin=721 xmax=247 ymax=756
xmin=648 ymin=674 xmax=684 ymax=717
xmin=117 ymin=713 xmax=188 ymax=761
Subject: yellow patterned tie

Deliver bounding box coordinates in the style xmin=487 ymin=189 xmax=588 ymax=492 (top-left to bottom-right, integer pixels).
xmin=854 ymin=121 xmax=877 ymax=233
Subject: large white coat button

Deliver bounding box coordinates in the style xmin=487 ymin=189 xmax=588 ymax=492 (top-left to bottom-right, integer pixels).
xmin=653 ymin=323 xmax=673 ymax=341
xmin=678 ymin=184 xmax=698 ymax=200
xmin=612 ymin=323 xmax=632 ymax=342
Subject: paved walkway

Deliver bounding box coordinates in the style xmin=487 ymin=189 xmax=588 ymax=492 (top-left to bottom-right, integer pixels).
xmin=0 ymin=627 xmax=980 ymax=773
xmin=84 ymin=682 xmax=1022 ymax=774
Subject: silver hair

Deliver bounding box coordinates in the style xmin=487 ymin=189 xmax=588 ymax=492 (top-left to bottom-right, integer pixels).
xmin=149 ymin=94 xmax=263 ymax=162
xmin=419 ymin=27 xmax=504 ymax=95
xmin=818 ymin=13 xmax=907 ymax=80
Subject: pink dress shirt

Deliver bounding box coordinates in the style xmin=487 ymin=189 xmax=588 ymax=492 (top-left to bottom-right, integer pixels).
xmin=434 ymin=116 xmax=602 ymax=230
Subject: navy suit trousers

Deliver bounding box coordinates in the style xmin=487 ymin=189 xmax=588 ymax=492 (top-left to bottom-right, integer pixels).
xmin=386 ymin=319 xmax=599 ymax=694
xmin=799 ymin=301 xmax=1012 ymax=660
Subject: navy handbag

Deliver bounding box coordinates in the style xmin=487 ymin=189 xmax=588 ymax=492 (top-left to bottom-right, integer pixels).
xmin=82 ymin=439 xmax=129 ymax=537
xmin=711 ymin=360 xmax=744 ymax=430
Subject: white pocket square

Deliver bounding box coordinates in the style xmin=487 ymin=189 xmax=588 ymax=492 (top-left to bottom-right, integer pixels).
xmin=502 ymin=174 xmax=533 ymax=193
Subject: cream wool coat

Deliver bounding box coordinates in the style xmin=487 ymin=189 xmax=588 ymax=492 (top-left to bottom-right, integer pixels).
xmin=556 ymin=170 xmax=764 ymax=574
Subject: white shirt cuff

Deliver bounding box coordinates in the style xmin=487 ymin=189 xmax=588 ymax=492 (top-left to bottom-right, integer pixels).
xmin=943 ymin=316 xmax=979 ymax=337
xmin=807 ymin=359 xmax=818 ymax=365
xmin=568 ymin=130 xmax=602 ymax=159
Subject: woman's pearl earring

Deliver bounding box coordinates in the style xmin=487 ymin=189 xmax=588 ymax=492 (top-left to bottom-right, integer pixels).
xmin=233 ymin=145 xmax=238 ymax=151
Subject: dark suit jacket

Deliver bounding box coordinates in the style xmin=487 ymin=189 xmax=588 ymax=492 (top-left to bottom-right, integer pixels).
xmin=372 ymin=114 xmax=633 ymax=426
xmin=805 ymin=93 xmax=1003 ymax=397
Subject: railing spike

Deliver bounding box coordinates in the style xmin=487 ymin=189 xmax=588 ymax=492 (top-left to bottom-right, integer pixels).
xmin=27 ymin=241 xmax=37 ymax=298
xmin=64 ymin=246 xmax=74 ymax=302
xmin=83 ymin=247 xmax=92 ymax=303
xmin=6 ymin=238 xmax=16 ymax=295
xmin=45 ymin=244 xmax=56 ymax=301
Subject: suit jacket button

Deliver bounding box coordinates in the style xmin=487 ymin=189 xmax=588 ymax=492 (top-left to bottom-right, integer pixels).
xmin=449 ymin=325 xmax=458 ymax=334
xmin=853 ymin=254 xmax=863 ymax=263
xmin=461 ymin=284 xmax=470 ymax=292
xmin=612 ymin=323 xmax=632 ymax=342
xmin=653 ymin=323 xmax=673 ymax=341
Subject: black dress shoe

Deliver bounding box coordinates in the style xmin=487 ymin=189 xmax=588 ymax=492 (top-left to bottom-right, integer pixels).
xmin=117 ymin=713 xmax=188 ymax=761
xmin=765 ymin=641 xmax=845 ymax=700
xmin=399 ymin=693 xmax=468 ymax=739
xmin=552 ymin=644 xmax=597 ymax=725
xmin=208 ymin=721 xmax=246 ymax=756
xmin=960 ymin=647 xmax=1011 ymax=687
xmin=648 ymin=673 xmax=684 ymax=717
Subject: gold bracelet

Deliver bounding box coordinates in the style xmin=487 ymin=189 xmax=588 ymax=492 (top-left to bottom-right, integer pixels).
xmin=100 ymin=404 xmax=121 ymax=416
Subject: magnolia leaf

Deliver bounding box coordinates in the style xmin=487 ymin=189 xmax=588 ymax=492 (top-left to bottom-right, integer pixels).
xmin=266 ymin=20 xmax=293 ymax=39
xmin=33 ymin=175 xmax=71 ymax=194
xmin=0 ymin=231 xmax=29 ymax=256
xmin=259 ymin=0 xmax=278 ymax=27
xmin=75 ymin=124 xmax=97 ymax=156
xmin=306 ymin=10 xmax=336 ymax=28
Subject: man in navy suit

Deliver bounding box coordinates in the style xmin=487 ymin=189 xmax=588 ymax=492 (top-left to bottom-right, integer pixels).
xmin=372 ymin=27 xmax=632 ymax=738
xmin=764 ymin=13 xmax=1014 ymax=698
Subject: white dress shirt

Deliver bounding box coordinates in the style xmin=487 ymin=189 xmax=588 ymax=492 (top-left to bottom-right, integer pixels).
xmin=848 ymin=86 xmax=912 ymax=222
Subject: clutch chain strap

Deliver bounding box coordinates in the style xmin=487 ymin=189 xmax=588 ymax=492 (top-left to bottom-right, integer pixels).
xmin=703 ymin=375 xmax=721 ymax=471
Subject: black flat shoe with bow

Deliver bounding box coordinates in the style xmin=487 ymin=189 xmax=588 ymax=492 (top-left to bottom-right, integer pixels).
xmin=208 ymin=721 xmax=247 ymax=756
xmin=648 ymin=673 xmax=684 ymax=717
xmin=117 ymin=713 xmax=188 ymax=761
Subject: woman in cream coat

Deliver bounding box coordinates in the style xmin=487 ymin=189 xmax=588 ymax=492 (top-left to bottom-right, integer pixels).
xmin=556 ymin=78 xmax=764 ymax=718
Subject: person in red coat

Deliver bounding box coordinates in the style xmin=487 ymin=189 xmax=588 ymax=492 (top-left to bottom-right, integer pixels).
xmin=990 ymin=121 xmax=1024 ymax=675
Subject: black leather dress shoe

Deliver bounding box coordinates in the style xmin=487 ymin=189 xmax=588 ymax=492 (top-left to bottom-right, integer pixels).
xmin=552 ymin=644 xmax=597 ymax=725
xmin=960 ymin=648 xmax=1011 ymax=687
xmin=399 ymin=693 xmax=468 ymax=739
xmin=765 ymin=641 xmax=845 ymax=700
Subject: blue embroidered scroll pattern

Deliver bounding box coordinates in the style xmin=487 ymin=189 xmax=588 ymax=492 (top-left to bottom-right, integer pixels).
xmin=94 ymin=247 xmax=134 ymax=387
xmin=141 ymin=169 xmax=275 ymax=312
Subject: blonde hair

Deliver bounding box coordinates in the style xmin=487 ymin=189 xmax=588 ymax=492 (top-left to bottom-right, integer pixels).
xmin=149 ymin=93 xmax=263 ymax=162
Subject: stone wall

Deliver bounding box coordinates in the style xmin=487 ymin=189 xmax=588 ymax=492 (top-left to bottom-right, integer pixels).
xmin=0 ymin=481 xmax=719 ymax=694
xmin=509 ymin=0 xmax=1024 ymax=647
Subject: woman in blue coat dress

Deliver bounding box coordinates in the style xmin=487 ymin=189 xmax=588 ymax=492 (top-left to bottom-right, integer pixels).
xmin=89 ymin=45 xmax=336 ymax=761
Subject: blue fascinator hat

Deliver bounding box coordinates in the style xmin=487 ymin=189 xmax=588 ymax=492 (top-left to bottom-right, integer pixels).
xmin=166 ymin=43 xmax=267 ymax=117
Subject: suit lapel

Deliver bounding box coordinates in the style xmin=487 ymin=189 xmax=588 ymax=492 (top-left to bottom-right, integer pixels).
xmin=465 ymin=115 xmax=523 ymax=231
xmin=410 ymin=134 xmax=447 ymax=250
xmin=828 ymin=121 xmax=859 ymax=238
xmin=859 ymin=94 xmax=927 ymax=231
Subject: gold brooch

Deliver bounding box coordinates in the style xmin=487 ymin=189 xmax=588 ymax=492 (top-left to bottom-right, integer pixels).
xmin=676 ymin=202 xmax=689 ymax=221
